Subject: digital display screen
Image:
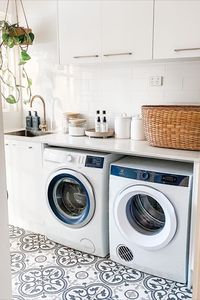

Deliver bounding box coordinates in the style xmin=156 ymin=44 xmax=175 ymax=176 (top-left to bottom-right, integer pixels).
xmin=162 ymin=175 xmax=177 ymax=183
xmin=85 ymin=156 xmax=104 ymax=168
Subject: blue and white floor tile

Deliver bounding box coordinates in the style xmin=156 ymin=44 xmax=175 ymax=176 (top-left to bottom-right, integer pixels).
xmin=9 ymin=225 xmax=192 ymax=300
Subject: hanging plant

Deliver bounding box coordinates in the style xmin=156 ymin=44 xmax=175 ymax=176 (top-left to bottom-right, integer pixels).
xmin=0 ymin=0 xmax=34 ymax=104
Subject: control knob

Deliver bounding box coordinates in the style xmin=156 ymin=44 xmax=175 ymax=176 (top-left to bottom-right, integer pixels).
xmin=141 ymin=171 xmax=149 ymax=180
xmin=66 ymin=155 xmax=73 ymax=162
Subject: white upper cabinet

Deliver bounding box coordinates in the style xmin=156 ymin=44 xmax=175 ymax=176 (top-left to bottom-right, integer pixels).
xmin=58 ymin=0 xmax=154 ymax=64
xmin=102 ymin=1 xmax=154 ymax=62
xmin=58 ymin=1 xmax=101 ymax=64
xmin=154 ymin=1 xmax=200 ymax=59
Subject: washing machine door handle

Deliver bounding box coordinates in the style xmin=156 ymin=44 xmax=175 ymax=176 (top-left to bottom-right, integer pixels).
xmin=114 ymin=185 xmax=177 ymax=251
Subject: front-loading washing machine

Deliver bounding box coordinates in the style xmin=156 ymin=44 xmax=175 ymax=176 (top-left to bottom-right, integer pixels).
xmin=109 ymin=156 xmax=193 ymax=283
xmin=42 ymin=146 xmax=121 ymax=257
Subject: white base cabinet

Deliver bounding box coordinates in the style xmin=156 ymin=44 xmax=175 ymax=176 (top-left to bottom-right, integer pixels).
xmin=5 ymin=140 xmax=44 ymax=234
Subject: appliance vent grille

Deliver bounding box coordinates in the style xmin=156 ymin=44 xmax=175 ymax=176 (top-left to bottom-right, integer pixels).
xmin=117 ymin=245 xmax=134 ymax=262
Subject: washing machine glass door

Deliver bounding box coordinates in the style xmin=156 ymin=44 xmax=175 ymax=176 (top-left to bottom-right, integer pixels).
xmin=114 ymin=185 xmax=177 ymax=250
xmin=47 ymin=169 xmax=95 ymax=228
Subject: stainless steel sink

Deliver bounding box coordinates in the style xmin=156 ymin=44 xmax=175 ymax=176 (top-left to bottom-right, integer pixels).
xmin=6 ymin=129 xmax=52 ymax=137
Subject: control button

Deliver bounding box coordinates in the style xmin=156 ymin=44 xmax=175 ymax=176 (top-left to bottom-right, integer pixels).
xmin=141 ymin=171 xmax=149 ymax=180
xmin=66 ymin=155 xmax=72 ymax=162
xmin=81 ymin=156 xmax=85 ymax=164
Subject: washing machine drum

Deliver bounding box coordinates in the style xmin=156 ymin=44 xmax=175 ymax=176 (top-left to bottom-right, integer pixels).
xmin=114 ymin=185 xmax=177 ymax=250
xmin=47 ymin=170 xmax=95 ymax=228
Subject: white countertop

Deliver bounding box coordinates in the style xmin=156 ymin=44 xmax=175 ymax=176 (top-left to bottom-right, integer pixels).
xmin=5 ymin=131 xmax=200 ymax=163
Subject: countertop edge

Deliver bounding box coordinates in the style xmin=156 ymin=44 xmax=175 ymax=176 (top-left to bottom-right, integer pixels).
xmin=4 ymin=132 xmax=200 ymax=163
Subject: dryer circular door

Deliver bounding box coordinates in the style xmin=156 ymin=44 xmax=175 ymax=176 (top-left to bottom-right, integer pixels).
xmin=46 ymin=169 xmax=95 ymax=228
xmin=114 ymin=185 xmax=177 ymax=250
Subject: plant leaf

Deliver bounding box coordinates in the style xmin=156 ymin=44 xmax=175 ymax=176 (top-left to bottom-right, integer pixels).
xmin=13 ymin=36 xmax=20 ymax=44
xmin=18 ymin=34 xmax=25 ymax=43
xmin=29 ymin=32 xmax=35 ymax=42
xmin=27 ymin=78 xmax=32 ymax=88
xmin=2 ymin=32 xmax=9 ymax=41
xmin=21 ymin=50 xmax=31 ymax=61
xmin=7 ymin=37 xmax=15 ymax=48
xmin=6 ymin=95 xmax=16 ymax=104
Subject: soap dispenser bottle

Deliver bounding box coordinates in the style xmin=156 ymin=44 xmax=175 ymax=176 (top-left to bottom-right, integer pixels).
xmin=26 ymin=111 xmax=32 ymax=130
xmin=32 ymin=111 xmax=40 ymax=131
xmin=95 ymin=110 xmax=101 ymax=132
xmin=101 ymin=110 xmax=108 ymax=132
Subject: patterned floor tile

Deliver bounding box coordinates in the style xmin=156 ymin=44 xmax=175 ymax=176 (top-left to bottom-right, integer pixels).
xmin=9 ymin=225 xmax=192 ymax=300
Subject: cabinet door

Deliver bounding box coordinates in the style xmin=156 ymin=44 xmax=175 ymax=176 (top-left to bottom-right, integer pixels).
xmin=58 ymin=1 xmax=101 ymax=64
xmin=154 ymin=1 xmax=200 ymax=59
xmin=4 ymin=141 xmax=14 ymax=222
xmin=7 ymin=141 xmax=43 ymax=231
xmin=102 ymin=1 xmax=154 ymax=62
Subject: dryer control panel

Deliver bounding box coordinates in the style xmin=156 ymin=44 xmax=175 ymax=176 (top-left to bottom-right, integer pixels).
xmin=111 ymin=165 xmax=190 ymax=187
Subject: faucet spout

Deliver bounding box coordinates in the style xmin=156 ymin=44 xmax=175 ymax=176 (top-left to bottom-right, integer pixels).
xmin=30 ymin=95 xmax=47 ymax=131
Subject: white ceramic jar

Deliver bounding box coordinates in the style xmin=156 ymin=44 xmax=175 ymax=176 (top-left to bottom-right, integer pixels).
xmin=114 ymin=113 xmax=131 ymax=139
xmin=68 ymin=119 xmax=87 ymax=136
xmin=131 ymin=115 xmax=145 ymax=141
xmin=62 ymin=112 xmax=79 ymax=133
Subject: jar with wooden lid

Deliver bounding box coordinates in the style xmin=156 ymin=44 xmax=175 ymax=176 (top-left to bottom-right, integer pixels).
xmin=62 ymin=112 xmax=79 ymax=133
xmin=68 ymin=119 xmax=87 ymax=136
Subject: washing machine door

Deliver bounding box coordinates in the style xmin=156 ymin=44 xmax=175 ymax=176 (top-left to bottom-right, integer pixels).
xmin=46 ymin=169 xmax=95 ymax=228
xmin=114 ymin=185 xmax=177 ymax=250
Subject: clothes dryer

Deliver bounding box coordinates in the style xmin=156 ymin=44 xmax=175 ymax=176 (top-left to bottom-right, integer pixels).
xmin=43 ymin=146 xmax=121 ymax=257
xmin=109 ymin=156 xmax=193 ymax=283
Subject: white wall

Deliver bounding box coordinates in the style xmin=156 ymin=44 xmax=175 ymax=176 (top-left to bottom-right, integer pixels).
xmin=2 ymin=0 xmax=200 ymax=131
xmin=3 ymin=111 xmax=22 ymax=131
xmin=21 ymin=1 xmax=200 ymax=131
xmin=0 ymin=102 xmax=12 ymax=300
xmin=27 ymin=59 xmax=200 ymax=131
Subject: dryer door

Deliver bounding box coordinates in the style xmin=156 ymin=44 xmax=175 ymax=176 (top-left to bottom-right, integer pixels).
xmin=114 ymin=185 xmax=177 ymax=250
xmin=46 ymin=169 xmax=95 ymax=228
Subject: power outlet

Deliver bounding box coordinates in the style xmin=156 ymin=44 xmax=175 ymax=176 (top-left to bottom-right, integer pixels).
xmin=149 ymin=76 xmax=163 ymax=87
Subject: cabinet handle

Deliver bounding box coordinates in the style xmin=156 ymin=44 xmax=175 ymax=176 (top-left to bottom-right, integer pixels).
xmin=73 ymin=55 xmax=99 ymax=59
xmin=174 ymin=47 xmax=200 ymax=52
xmin=103 ymin=52 xmax=132 ymax=57
xmin=28 ymin=146 xmax=33 ymax=149
xmin=5 ymin=143 xmax=8 ymax=146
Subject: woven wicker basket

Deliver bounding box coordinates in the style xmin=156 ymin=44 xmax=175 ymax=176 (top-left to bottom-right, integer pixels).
xmin=142 ymin=105 xmax=200 ymax=150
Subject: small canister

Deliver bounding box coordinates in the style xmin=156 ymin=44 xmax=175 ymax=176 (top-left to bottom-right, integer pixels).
xmin=131 ymin=115 xmax=145 ymax=141
xmin=68 ymin=118 xmax=87 ymax=136
xmin=62 ymin=112 xmax=79 ymax=133
xmin=114 ymin=113 xmax=131 ymax=139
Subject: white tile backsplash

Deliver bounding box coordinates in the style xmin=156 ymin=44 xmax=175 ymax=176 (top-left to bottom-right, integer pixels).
xmin=24 ymin=58 xmax=200 ymax=131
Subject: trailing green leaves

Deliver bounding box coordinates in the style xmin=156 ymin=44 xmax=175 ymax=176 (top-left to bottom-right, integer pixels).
xmin=19 ymin=50 xmax=31 ymax=65
xmin=0 ymin=20 xmax=34 ymax=104
xmin=6 ymin=95 xmax=16 ymax=104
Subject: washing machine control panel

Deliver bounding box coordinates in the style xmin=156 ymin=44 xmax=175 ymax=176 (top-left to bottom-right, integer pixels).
xmin=140 ymin=171 xmax=149 ymax=180
xmin=111 ymin=165 xmax=190 ymax=187
xmin=85 ymin=156 xmax=104 ymax=168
